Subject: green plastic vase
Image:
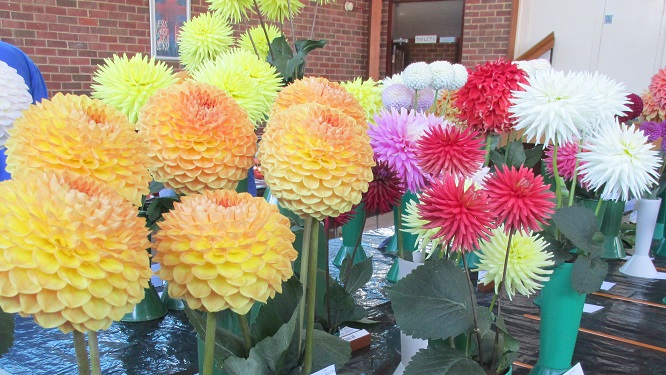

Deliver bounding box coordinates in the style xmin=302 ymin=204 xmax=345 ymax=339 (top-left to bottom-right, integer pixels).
xmin=599 ymin=200 xmax=626 ymax=259
xmin=160 ymin=281 xmax=185 ymax=310
xmin=651 ymin=190 xmax=666 ymax=257
xmin=529 ymin=263 xmax=586 ymax=375
xmin=334 ymin=202 xmax=368 ymax=267
xmin=120 ymin=281 xmax=167 ymax=322
xmin=386 ymin=191 xmax=420 ymax=283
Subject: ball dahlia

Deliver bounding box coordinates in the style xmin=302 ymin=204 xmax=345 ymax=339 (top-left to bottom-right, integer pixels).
xmin=363 ymin=159 xmax=404 ymax=216
xmin=617 ymin=93 xmax=644 ymax=123
xmin=484 ymin=165 xmax=555 ymax=234
xmin=417 ymin=124 xmax=485 ymax=178
xmin=193 ymin=49 xmax=282 ymax=126
xmin=207 ymin=0 xmax=254 ymax=23
xmin=648 ymin=65 xmax=666 ymax=109
xmin=137 ymin=81 xmax=257 ymax=195
xmin=259 ymin=103 xmax=375 ymax=221
xmin=415 ymin=87 xmax=436 ymax=112
xmin=451 ymin=64 xmax=469 ymax=90
xmin=638 ymin=121 xmax=663 ymax=143
xmin=0 ymin=61 xmax=32 ymax=147
xmin=177 ymin=12 xmax=234 ymax=72
xmin=381 ymin=83 xmax=414 ymax=111
xmin=0 ymin=171 xmax=152 ymax=333
xmin=475 ymin=225 xmax=553 ymax=300
xmin=273 ymin=77 xmax=366 ymax=129
xmin=154 ymin=190 xmax=298 ymax=315
xmin=91 ymin=53 xmax=177 ymax=124
xmin=238 ymin=24 xmax=282 ymax=61
xmin=641 ymin=91 xmax=665 ymax=123
xmin=429 ymin=61 xmax=454 ymax=91
xmin=402 ymin=62 xmax=433 ymax=91
xmin=340 ymin=77 xmax=383 ymax=121
xmin=5 ymin=93 xmax=152 ymax=205
xmin=455 ymin=59 xmax=527 ymax=134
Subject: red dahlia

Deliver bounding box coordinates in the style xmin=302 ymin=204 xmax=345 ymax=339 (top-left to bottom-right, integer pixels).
xmin=417 ymin=124 xmax=485 ymax=178
xmin=324 ymin=208 xmax=357 ymax=230
xmin=363 ymin=159 xmax=404 ymax=216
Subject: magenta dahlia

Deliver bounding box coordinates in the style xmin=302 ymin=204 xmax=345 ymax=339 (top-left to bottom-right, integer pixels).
xmin=324 ymin=208 xmax=356 ymax=230
xmin=638 ymin=121 xmax=663 ymax=143
xmin=617 ymin=93 xmax=644 ymax=123
xmin=543 ymin=140 xmax=580 ymax=180
xmin=417 ymin=124 xmax=485 ymax=178
xmin=485 ymin=166 xmax=555 ymax=233
xmin=417 ymin=177 xmax=495 ymax=252
xmin=363 ymin=159 xmax=404 ymax=216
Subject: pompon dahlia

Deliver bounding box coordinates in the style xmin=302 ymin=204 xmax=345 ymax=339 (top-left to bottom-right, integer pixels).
xmin=177 ymin=12 xmax=234 ymax=72
xmin=207 ymin=0 xmax=254 ymax=23
xmin=617 ymin=93 xmax=644 ymax=123
xmin=641 ymin=91 xmax=666 ymax=123
xmin=154 ymin=190 xmax=298 ymax=314
xmin=382 ymin=83 xmax=414 ymax=111
xmin=324 ymin=208 xmax=356 ymax=230
xmin=638 ymin=121 xmax=663 ymax=143
xmin=455 ymin=59 xmax=527 ymax=134
xmin=341 ymin=77 xmax=383 ymax=121
xmin=402 ymin=62 xmax=433 ymax=91
xmin=6 ymin=93 xmax=151 ymax=205
xmin=258 ymin=0 xmax=304 ymax=22
xmin=451 ymin=64 xmax=469 ymax=90
xmin=403 ymin=198 xmax=443 ymax=253
xmin=193 ymin=49 xmax=281 ymax=125
xmin=514 ymin=59 xmax=552 ymax=79
xmin=475 ymin=225 xmax=553 ymax=300
xmin=369 ymin=108 xmax=440 ymax=192
xmin=0 ymin=172 xmax=151 ymax=333
xmin=91 ymin=53 xmax=177 ymax=124
xmin=417 ymin=124 xmax=485 ymax=178
xmin=511 ymin=70 xmax=598 ymax=145
xmin=238 ymin=24 xmax=282 ymax=61
xmin=417 ymin=177 xmax=495 ymax=252
xmin=485 ymin=166 xmax=555 ymax=233
xmin=0 ymin=61 xmax=32 ymax=147
xmin=137 ymin=81 xmax=257 ymax=195
xmin=258 ymin=103 xmax=375 ymax=220
xmin=415 ymin=87 xmax=436 ymax=112
xmin=578 ymin=122 xmax=661 ymax=201
xmin=543 ymin=140 xmax=581 ymax=180
xmin=429 ymin=61 xmax=455 ymax=91
xmin=273 ymin=77 xmax=367 ymax=129
xmin=648 ymin=65 xmax=666 ymax=109
xmin=382 ymin=73 xmax=404 ymax=87
xmin=363 ymin=159 xmax=404 ymax=216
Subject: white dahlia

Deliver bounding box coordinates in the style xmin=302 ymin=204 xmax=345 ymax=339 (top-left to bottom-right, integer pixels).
xmin=429 ymin=61 xmax=455 ymax=91
xmin=581 ymin=71 xmax=630 ymax=130
xmin=382 ymin=83 xmax=413 ymax=111
xmin=402 ymin=62 xmax=432 ymax=91
xmin=578 ymin=122 xmax=661 ymax=201
xmin=382 ymin=73 xmax=404 ymax=87
xmin=450 ymin=64 xmax=468 ymax=90
xmin=0 ymin=61 xmax=32 ymax=147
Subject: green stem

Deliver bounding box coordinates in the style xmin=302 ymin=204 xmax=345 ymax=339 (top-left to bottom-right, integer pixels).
xmin=552 ymin=144 xmax=563 ymax=209
xmin=73 ymin=331 xmax=91 ymax=375
xmin=491 ymin=230 xmax=514 ymax=371
xmin=203 ymin=311 xmax=217 ymax=375
xmin=252 ymin=0 xmax=275 ymax=61
xmin=297 ymin=216 xmax=314 ymax=353
xmin=302 ymin=219 xmax=320 ymax=375
xmin=428 ymin=89 xmax=439 ymax=114
xmin=461 ymin=254 xmax=484 ymax=365
xmin=396 ymin=206 xmax=405 ymax=260
xmin=412 ymin=90 xmax=419 ymax=111
xmin=286 ymin=0 xmax=297 ymax=52
xmin=309 ymin=1 xmax=320 ymax=40
xmin=484 ymin=134 xmax=493 ymax=167
xmin=567 ymin=142 xmax=582 ymax=207
xmin=488 ymin=293 xmax=498 ymax=312
xmin=238 ymin=313 xmax=253 ymax=353
xmin=324 ymin=222 xmax=332 ymax=332
xmin=242 ymin=19 xmax=260 ymax=58
xmin=88 ymin=331 xmax=102 ymax=375
xmin=595 ymin=197 xmax=604 ymax=217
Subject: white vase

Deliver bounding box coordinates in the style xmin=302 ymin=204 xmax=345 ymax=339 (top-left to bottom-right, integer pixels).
xmin=620 ymin=198 xmax=660 ymax=278
xmin=393 ymin=255 xmax=427 ymax=375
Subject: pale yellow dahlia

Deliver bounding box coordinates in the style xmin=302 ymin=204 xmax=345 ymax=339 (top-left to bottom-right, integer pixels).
xmin=153 ymin=190 xmax=297 ymax=314
xmin=340 ymin=77 xmax=383 ymax=122
xmin=178 ymin=12 xmax=234 ymax=72
xmin=402 ymin=199 xmax=443 ymax=255
xmin=475 ymin=225 xmax=554 ymax=300
xmin=5 ymin=93 xmax=152 ymax=205
xmin=193 ymin=49 xmax=282 ymax=125
xmin=273 ymin=77 xmax=367 ymax=129
xmin=0 ymin=172 xmax=152 ymax=333
xmin=257 ymin=0 xmax=304 ymax=23
xmin=138 ymin=81 xmax=257 ymax=195
xmin=207 ymin=0 xmax=255 ymax=23
xmin=259 ymin=103 xmax=375 ymax=220
xmin=91 ymin=53 xmax=177 ymax=124
xmin=237 ymin=24 xmax=282 ymax=61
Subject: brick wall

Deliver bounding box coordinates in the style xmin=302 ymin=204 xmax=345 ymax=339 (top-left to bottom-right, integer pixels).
xmin=406 ymin=41 xmax=458 ymax=65
xmin=460 ymin=0 xmax=512 ymax=68
xmin=0 ymin=0 xmax=370 ymax=97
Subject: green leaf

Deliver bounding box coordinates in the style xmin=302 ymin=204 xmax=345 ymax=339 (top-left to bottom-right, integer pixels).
xmin=340 ymin=256 xmax=373 ymax=294
xmin=387 ymin=259 xmax=474 ymax=340
xmin=571 ymin=256 xmax=608 ymax=294
xmin=524 ymin=145 xmax=544 ymax=168
xmin=0 ymin=307 xmax=14 ymax=357
xmin=223 ymin=355 xmax=270 ymax=375
xmin=504 ymin=141 xmax=526 ymax=168
xmin=251 ymin=309 xmax=301 ymax=374
xmin=146 ymin=196 xmax=178 ymax=226
xmin=551 ymin=206 xmax=600 ymax=254
xmin=294 ymin=39 xmax=327 ymax=55
xmin=404 ymin=343 xmax=486 ymax=375
xmin=316 ymin=271 xmax=363 ymax=329
xmin=496 ymin=317 xmax=520 ymax=372
xmin=183 ymin=305 xmax=247 ymax=362
xmin=251 ymin=277 xmax=302 ymax=343
xmin=310 ymin=329 xmax=352 ymax=373
xmin=489 ymin=150 xmax=505 ymax=169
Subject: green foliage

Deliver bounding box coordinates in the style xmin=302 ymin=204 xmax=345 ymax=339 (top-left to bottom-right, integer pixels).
xmin=489 ymin=142 xmax=543 ymax=170
xmin=267 ymin=37 xmax=327 ymax=84
xmin=0 ymin=307 xmax=14 ymax=357
xmin=551 ymin=205 xmax=601 ymax=256
xmin=404 ymin=342 xmax=486 ymax=375
xmin=316 ymin=269 xmax=366 ymax=332
xmin=251 ymin=277 xmax=302 ymax=342
xmin=340 ymin=256 xmax=373 ymax=294
xmin=571 ymin=256 xmax=608 ymax=295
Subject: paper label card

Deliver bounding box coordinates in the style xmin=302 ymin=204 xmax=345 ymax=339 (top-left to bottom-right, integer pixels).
xmin=311 ymin=365 xmax=336 ymax=375
xmin=563 ymin=363 xmax=584 ymax=375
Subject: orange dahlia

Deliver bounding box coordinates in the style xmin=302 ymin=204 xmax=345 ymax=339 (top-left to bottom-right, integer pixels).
xmin=641 ymin=91 xmax=665 ymax=123
xmin=272 ymin=77 xmax=367 ymax=129
xmin=153 ymin=190 xmax=297 ymax=315
xmin=0 ymin=172 xmax=152 ymax=333
xmin=138 ymin=81 xmax=257 ymax=195
xmin=5 ymin=93 xmax=151 ymax=205
xmin=259 ymin=103 xmax=375 ymax=221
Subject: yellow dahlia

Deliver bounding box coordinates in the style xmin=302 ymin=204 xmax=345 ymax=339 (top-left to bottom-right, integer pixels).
xmin=138 ymin=81 xmax=257 ymax=195
xmin=258 ymin=103 xmax=375 ymax=220
xmin=193 ymin=49 xmax=282 ymax=125
xmin=237 ymin=24 xmax=282 ymax=61
xmin=153 ymin=190 xmax=297 ymax=314
xmin=273 ymin=77 xmax=367 ymax=129
xmin=178 ymin=12 xmax=234 ymax=72
xmin=207 ymin=0 xmax=255 ymax=23
xmin=91 ymin=53 xmax=177 ymax=124
xmin=340 ymin=77 xmax=383 ymax=122
xmin=257 ymin=0 xmax=304 ymax=22
xmin=402 ymin=199 xmax=443 ymax=254
xmin=475 ymin=225 xmax=554 ymax=300
xmin=5 ymin=93 xmax=152 ymax=205
xmin=0 ymin=172 xmax=152 ymax=333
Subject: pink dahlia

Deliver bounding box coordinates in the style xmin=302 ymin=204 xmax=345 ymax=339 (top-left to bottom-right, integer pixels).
xmin=641 ymin=91 xmax=665 ymax=123
xmin=417 ymin=177 xmax=495 ymax=252
xmin=617 ymin=93 xmax=644 ymax=123
xmin=485 ymin=166 xmax=555 ymax=233
xmin=363 ymin=159 xmax=404 ymax=216
xmin=368 ymin=108 xmax=441 ymax=192
xmin=454 ymin=59 xmax=528 ymax=134
xmin=417 ymin=124 xmax=485 ymax=178
xmin=648 ymin=66 xmax=666 ymax=109
xmin=543 ymin=140 xmax=580 ymax=180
